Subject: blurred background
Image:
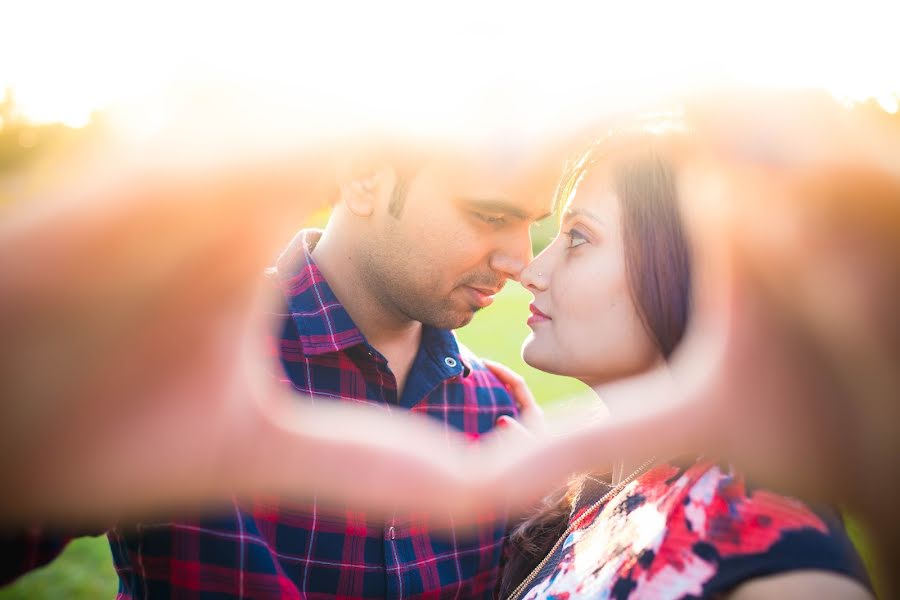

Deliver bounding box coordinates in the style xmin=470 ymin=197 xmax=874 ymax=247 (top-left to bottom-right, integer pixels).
xmin=2 ymin=0 xmax=897 ymax=596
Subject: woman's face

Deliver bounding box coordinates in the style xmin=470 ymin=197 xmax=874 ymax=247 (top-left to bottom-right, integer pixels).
xmin=520 ymin=168 xmax=662 ymax=387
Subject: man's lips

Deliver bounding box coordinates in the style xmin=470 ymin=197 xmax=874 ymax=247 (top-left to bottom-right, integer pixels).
xmin=464 ymin=286 xmax=500 ymax=308
xmin=527 ymin=303 xmax=551 ymax=327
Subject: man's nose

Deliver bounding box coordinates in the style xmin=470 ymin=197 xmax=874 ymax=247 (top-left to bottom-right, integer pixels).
xmin=489 ymin=254 xmax=527 ymax=281
xmin=489 ymin=229 xmax=533 ymax=281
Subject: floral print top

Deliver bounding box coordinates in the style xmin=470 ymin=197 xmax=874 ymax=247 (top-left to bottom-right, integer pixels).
xmin=515 ymin=459 xmax=868 ymax=599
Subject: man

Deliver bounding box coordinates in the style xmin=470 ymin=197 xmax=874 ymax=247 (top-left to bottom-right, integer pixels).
xmin=7 ymin=145 xmax=556 ymax=598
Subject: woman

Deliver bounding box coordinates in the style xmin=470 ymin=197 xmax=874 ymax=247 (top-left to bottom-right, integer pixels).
xmin=493 ymin=130 xmax=872 ymax=599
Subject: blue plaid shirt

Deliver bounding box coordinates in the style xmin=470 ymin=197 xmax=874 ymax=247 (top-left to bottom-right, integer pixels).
xmin=7 ymin=230 xmax=518 ymax=599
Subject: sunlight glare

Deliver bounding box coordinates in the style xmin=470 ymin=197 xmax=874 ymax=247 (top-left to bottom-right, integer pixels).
xmin=3 ymin=0 xmax=897 ymax=139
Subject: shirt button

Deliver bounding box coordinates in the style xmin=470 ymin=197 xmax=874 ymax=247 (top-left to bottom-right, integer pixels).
xmin=388 ymin=526 xmax=395 ymax=540
xmin=444 ymin=357 xmax=458 ymax=368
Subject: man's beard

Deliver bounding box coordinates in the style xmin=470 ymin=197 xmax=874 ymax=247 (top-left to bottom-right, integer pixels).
xmin=394 ymin=273 xmax=505 ymax=330
xmin=359 ymin=232 xmax=503 ymax=329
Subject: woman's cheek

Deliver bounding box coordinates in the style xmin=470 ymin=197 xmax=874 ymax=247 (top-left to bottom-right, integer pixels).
xmin=561 ymin=293 xmax=597 ymax=359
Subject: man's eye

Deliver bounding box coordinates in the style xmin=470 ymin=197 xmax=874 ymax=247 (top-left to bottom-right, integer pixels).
xmin=565 ymin=228 xmax=589 ymax=248
xmin=474 ymin=212 xmax=507 ymax=225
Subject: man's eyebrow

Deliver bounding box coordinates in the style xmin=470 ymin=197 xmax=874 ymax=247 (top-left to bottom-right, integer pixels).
xmin=460 ymin=197 xmax=551 ymax=222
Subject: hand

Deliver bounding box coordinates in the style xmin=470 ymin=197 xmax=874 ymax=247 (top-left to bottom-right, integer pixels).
xmin=0 ymin=152 xmax=337 ymax=522
xmin=0 ymin=143 xmax=559 ymax=528
xmin=483 ymin=359 xmax=546 ymax=437
xmin=668 ymin=96 xmax=900 ymax=597
xmin=677 ymin=92 xmax=900 ymax=508
xmin=476 ymin=99 xmax=900 ymax=595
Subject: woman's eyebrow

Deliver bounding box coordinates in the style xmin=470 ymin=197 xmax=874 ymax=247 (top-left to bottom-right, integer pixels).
xmin=563 ymin=207 xmax=605 ymax=227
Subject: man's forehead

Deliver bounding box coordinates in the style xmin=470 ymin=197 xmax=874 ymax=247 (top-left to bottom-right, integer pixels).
xmin=423 ymin=155 xmax=560 ymax=214
xmin=426 ymin=150 xmax=551 ymax=179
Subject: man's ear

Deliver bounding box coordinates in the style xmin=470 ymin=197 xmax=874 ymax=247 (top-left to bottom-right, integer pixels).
xmin=339 ymin=164 xmax=394 ymax=218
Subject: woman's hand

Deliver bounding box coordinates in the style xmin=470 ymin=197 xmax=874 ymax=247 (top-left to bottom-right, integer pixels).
xmin=484 ymin=359 xmax=546 ymax=438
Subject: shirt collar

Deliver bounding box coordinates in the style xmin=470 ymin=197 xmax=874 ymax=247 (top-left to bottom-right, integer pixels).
xmin=271 ymin=228 xmax=471 ymax=376
xmin=420 ymin=323 xmax=473 ymax=379
xmin=272 ymin=229 xmax=367 ymax=355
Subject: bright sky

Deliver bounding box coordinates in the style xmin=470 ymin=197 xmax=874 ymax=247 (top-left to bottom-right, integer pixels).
xmin=2 ymin=0 xmax=898 ymax=139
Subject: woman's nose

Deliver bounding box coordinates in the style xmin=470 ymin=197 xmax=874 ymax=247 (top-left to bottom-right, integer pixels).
xmin=520 ymin=256 xmax=549 ymax=292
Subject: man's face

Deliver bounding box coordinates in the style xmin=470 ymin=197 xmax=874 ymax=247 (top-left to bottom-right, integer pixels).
xmin=358 ymin=158 xmax=555 ymax=329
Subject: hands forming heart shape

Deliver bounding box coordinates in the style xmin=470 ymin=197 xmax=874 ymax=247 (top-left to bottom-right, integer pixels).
xmin=1 ymin=96 xmax=897 ymax=590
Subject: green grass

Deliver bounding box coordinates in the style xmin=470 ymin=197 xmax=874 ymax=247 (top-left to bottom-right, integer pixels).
xmin=0 ymin=536 xmax=117 ymax=599
xmin=1 ymin=283 xmax=880 ymax=597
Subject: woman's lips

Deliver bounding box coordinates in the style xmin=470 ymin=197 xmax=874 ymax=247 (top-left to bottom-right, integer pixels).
xmin=527 ymin=303 xmax=551 ymax=327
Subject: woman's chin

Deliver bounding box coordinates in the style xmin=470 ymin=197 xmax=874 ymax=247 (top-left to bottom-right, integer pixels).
xmin=522 ymin=338 xmax=561 ymax=375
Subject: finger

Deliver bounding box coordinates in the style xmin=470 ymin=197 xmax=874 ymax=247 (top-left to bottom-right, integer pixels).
xmin=496 ymin=415 xmax=533 ymax=437
xmin=0 ymin=147 xmax=338 ymax=519
xmin=483 ymin=415 xmax=536 ymax=458
xmin=483 ymin=359 xmax=542 ymax=416
xmin=0 ymin=148 xmax=336 ymax=408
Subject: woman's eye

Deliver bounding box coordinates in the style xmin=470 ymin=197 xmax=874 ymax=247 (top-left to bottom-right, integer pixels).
xmin=565 ymin=228 xmax=589 ymax=248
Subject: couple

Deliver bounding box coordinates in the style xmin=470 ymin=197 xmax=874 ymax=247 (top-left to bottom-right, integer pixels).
xmin=9 ymin=128 xmax=869 ymax=599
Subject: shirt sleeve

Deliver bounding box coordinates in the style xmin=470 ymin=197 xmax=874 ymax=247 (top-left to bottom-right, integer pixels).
xmin=698 ymin=505 xmax=872 ymax=597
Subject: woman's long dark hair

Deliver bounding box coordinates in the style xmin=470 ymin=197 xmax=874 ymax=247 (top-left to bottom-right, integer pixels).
xmin=499 ymin=130 xmax=692 ymax=597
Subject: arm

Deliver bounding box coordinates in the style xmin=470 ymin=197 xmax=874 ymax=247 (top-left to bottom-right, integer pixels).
xmin=727 ymin=571 xmax=873 ymax=600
